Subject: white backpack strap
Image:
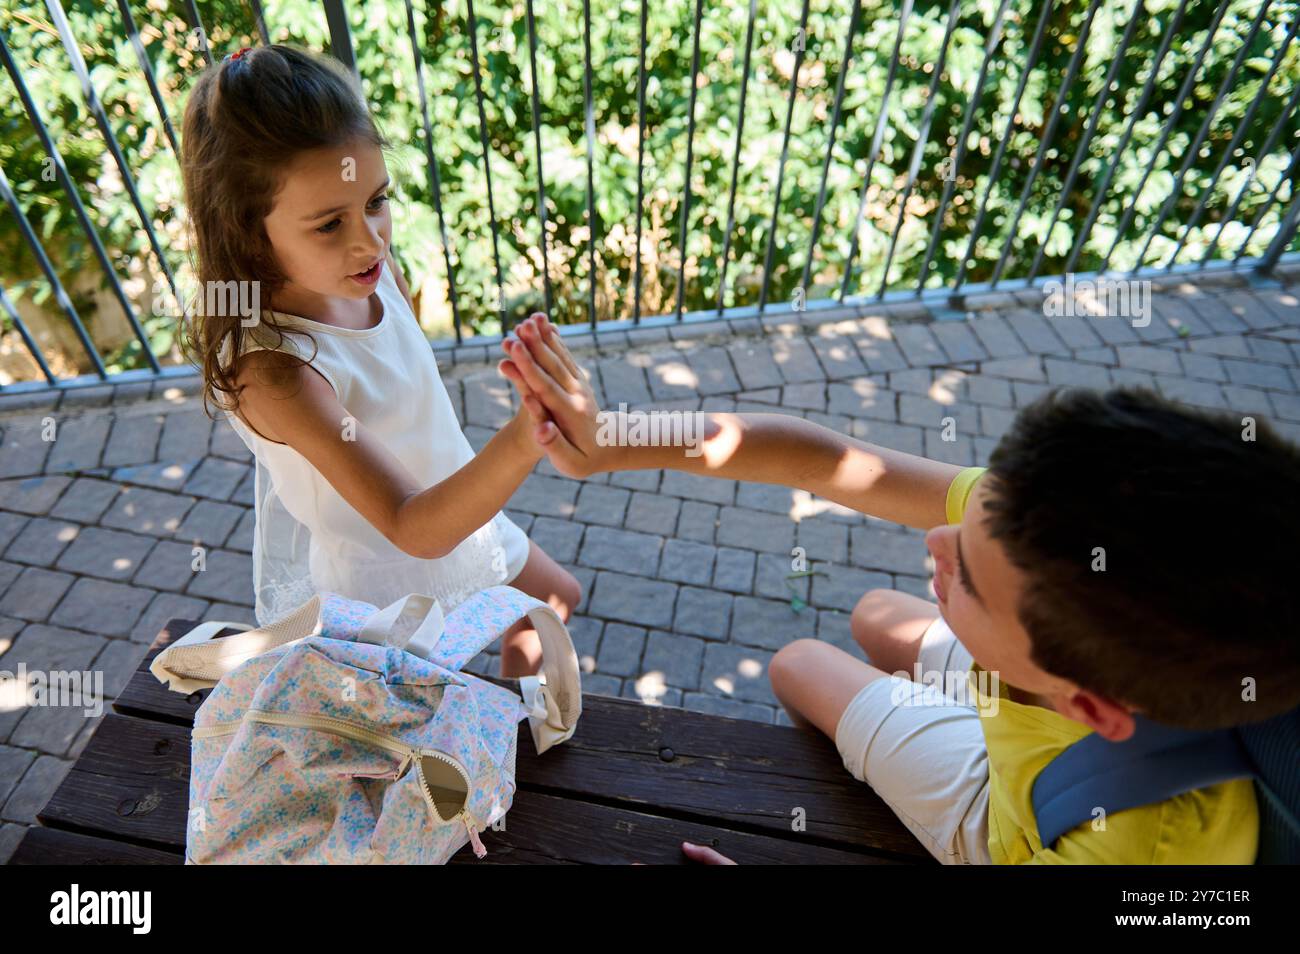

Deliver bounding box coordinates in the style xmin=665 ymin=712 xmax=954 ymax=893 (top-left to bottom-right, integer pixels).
xmin=433 ymin=586 xmax=582 ymax=755
xmin=354 ymin=594 xmax=445 ymax=660
xmin=149 ymin=595 xmax=324 ymax=694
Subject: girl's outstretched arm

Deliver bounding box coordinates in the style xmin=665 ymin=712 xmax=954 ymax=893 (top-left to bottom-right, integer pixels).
xmin=499 ymin=314 xmax=960 ymax=531
xmin=235 ymin=348 xmax=541 ymax=559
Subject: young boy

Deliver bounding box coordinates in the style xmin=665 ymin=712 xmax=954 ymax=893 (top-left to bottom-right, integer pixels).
xmin=499 ymin=313 xmax=1296 ymax=864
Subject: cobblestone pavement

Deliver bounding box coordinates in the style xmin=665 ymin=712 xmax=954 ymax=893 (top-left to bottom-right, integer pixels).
xmin=2 ymin=270 xmax=1298 ymax=859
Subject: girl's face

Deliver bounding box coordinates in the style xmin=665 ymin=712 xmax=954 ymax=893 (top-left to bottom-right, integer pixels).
xmin=264 ymin=137 xmax=392 ymax=303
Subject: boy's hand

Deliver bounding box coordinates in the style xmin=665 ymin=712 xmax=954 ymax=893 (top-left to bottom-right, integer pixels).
xmin=498 ymin=313 xmax=608 ymax=478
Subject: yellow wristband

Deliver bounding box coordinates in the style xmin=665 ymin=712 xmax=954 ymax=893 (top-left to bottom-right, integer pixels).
xmin=945 ymin=466 xmax=988 ymax=525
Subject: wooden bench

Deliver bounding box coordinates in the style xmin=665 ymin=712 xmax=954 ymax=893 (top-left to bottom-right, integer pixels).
xmin=11 ymin=619 xmax=933 ymax=865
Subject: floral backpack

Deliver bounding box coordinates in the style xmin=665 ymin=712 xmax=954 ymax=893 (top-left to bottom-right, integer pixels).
xmin=150 ymin=585 xmax=581 ymax=864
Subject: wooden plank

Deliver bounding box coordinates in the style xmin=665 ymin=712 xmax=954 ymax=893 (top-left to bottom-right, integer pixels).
xmin=43 ymin=713 xmax=893 ymax=864
xmin=10 ymin=826 xmax=183 ymax=865
xmin=446 ymin=790 xmax=902 ymax=864
xmin=119 ymin=620 xmax=930 ymax=860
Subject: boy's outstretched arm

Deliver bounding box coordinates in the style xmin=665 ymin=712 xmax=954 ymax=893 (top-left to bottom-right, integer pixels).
xmin=499 ymin=314 xmax=962 ymax=531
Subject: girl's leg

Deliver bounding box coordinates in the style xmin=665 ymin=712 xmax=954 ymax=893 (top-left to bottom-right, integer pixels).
xmin=498 ymin=539 xmax=582 ymax=678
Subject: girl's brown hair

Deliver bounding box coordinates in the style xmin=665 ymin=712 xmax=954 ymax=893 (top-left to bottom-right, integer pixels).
xmin=177 ymin=44 xmax=390 ymax=418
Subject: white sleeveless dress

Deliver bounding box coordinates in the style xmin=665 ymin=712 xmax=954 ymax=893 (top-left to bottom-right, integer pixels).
xmin=218 ymin=263 xmax=531 ymax=626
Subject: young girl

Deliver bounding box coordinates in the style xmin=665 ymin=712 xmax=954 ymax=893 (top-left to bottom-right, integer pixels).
xmin=177 ymin=44 xmax=579 ymax=677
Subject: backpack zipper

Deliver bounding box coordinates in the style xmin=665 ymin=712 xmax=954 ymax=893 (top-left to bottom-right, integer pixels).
xmin=193 ymin=708 xmax=487 ymax=857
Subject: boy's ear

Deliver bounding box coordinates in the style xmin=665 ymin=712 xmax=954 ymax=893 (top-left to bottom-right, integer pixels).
xmin=1058 ymin=690 xmax=1137 ymax=742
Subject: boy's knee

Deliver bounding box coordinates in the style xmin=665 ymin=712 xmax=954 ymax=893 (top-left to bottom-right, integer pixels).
xmin=850 ymin=589 xmax=897 ymax=649
xmin=769 ymin=638 xmax=831 ymax=689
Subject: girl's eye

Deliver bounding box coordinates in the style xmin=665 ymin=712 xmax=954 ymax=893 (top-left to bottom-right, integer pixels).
xmin=316 ymin=196 xmax=387 ymax=235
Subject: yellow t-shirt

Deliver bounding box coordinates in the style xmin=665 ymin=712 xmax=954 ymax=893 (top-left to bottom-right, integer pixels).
xmin=947 ymin=467 xmax=1259 ymax=864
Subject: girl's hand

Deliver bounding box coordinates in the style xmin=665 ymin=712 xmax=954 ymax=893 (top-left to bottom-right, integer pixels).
xmin=498 ymin=313 xmax=609 ymax=479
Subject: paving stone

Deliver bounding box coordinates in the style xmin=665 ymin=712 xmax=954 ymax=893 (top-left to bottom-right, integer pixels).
xmin=0 ymin=476 xmax=71 ymax=515
xmin=183 ymin=549 xmax=253 ymax=605
xmin=565 ymin=615 xmax=602 ymax=672
xmin=229 ymin=468 xmax=256 ymax=506
xmin=527 ymin=515 xmax=585 ymax=564
xmin=728 ymin=341 xmax=786 ymax=390
xmin=1221 ymin=357 xmax=1292 ymax=392
xmin=639 ymin=628 xmax=705 ymax=690
xmin=204 ymin=601 xmax=258 ymax=627
xmin=92 ymin=638 xmax=149 ymax=698
xmin=4 ymin=517 xmax=80 ymax=567
xmin=51 ymin=577 xmax=154 ymax=637
xmin=582 ymin=674 xmax=624 ymax=697
xmin=131 ymin=591 xmax=211 ymax=644
xmin=48 ymin=478 xmax=120 ymax=522
xmin=0 ymin=422 xmax=52 ymax=479
xmin=980 ymin=404 xmax=1019 ymax=438
xmin=827 ymin=378 xmax=896 ymax=420
xmin=209 ymin=419 xmax=252 ymax=461
xmin=1002 ymin=310 xmax=1069 ymax=354
xmin=596 ymin=354 xmax=652 ymax=405
xmin=808 ymin=334 xmax=868 ymax=380
xmin=712 ymin=547 xmax=756 ymax=593
xmin=930 ymin=320 xmax=989 ymax=363
xmin=509 ymin=475 xmax=579 ymax=517
xmin=1187 ymin=335 xmax=1251 ymax=358
xmin=1177 ymin=351 xmax=1227 ymax=382
xmin=0 ymin=562 xmax=20 ymax=600
xmin=659 ymin=470 xmax=735 ymax=506
xmin=735 ymin=482 xmax=797 ymax=515
xmin=685 ymin=347 xmax=741 ymax=394
xmin=891 ymin=323 xmax=947 ymax=366
xmin=173 ymin=499 xmax=244 ymax=547
xmin=226 ymin=508 xmax=255 ymax=552
xmin=1 ymin=754 xmax=71 ymax=824
xmin=55 ymin=526 xmax=154 ymax=581
xmin=782 ymin=382 xmax=827 ymax=410
xmin=595 ymin=622 xmax=646 ymax=677
xmin=1043 ymin=357 xmax=1112 ymax=388
xmin=1012 ymin=380 xmax=1054 ymax=407
xmin=672 ymin=586 xmax=732 ymax=640
xmin=849 ymin=331 xmax=910 ymax=373
xmin=101 ymin=413 xmax=163 ymax=467
xmin=716 ymin=506 xmax=794 ymax=553
xmin=587 ymin=571 xmax=677 ymax=628
xmin=658 ymin=539 xmax=717 ymax=586
xmin=968 ymin=313 xmax=1027 ymax=358
xmin=1152 ymin=375 xmax=1225 ymax=410
xmin=810 ymin=564 xmax=893 ymax=613
xmin=769 ymin=336 xmax=825 ymax=383
xmin=623 ymin=491 xmax=681 ymax=535
xmin=462 ymin=376 xmax=515 ymax=427
xmin=795 ymin=516 xmax=848 ymax=564
xmin=578 ymin=526 xmax=662 ymax=577
xmin=962 ymin=375 xmax=1014 ymax=407
xmin=816 ymin=608 xmax=857 ymax=655
xmin=730 ymin=595 xmax=817 ymax=650
xmin=700 ymin=642 xmax=779 ymax=706
xmin=0 ymin=568 xmax=74 ymax=622
xmin=44 ymin=414 xmax=110 ymax=472
xmin=100 ymin=486 xmax=195 ymax=537
xmin=182 ymin=457 xmax=250 ymax=500
xmin=1045 ymin=315 xmax=1104 ymax=350
xmin=646 ymin=356 xmax=703 ymax=401
xmin=573 ymin=483 xmax=630 ymax=527
xmin=157 ymin=412 xmax=213 ymax=462
xmin=676 ymin=500 xmax=718 ymax=543
xmin=0 ymin=745 xmax=37 ymax=809
xmin=848 ymin=418 xmax=926 ymax=455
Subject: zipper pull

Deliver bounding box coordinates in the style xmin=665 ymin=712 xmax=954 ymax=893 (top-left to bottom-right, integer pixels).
xmin=461 ymin=811 xmax=487 ymax=859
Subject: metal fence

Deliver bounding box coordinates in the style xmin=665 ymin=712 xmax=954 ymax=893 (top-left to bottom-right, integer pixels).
xmin=1 ymin=0 xmax=1299 ymax=397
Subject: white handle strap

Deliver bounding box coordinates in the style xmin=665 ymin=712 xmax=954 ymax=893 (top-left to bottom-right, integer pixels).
xmin=355 ymin=594 xmax=445 ymax=660
xmin=150 ymin=595 xmax=324 ymax=694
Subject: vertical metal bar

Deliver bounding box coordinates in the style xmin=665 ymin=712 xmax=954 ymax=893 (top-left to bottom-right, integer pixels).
xmin=0 ymin=284 xmax=58 ymax=386
xmin=524 ymin=0 xmax=553 ymax=316
xmin=914 ymin=0 xmax=1014 ymax=295
xmin=181 ymin=0 xmax=213 ymax=66
xmin=837 ymin=0 xmax=915 ymax=302
xmin=0 ymin=28 xmax=160 ymax=373
xmin=989 ymin=0 xmax=1104 ymax=287
xmin=1063 ymin=0 xmax=1192 ymax=275
xmin=582 ymin=0 xmax=598 ymax=329
xmin=673 ymin=0 xmax=706 ymax=321
xmin=634 ymin=0 xmax=649 ymax=324
xmin=1133 ymin=0 xmax=1275 ymax=270
xmin=1164 ymin=15 xmax=1300 ymax=269
xmin=952 ymin=0 xmax=1056 ymax=291
xmin=321 ymin=0 xmax=358 ymax=78
xmin=1259 ymin=193 xmax=1300 ymax=272
xmin=1203 ymin=84 xmax=1300 ymax=266
xmin=465 ymin=0 xmax=508 ymax=331
xmin=716 ymin=0 xmax=757 ymax=314
xmin=45 ymin=0 xmax=179 ymax=302
xmin=115 ymin=0 xmax=180 ymax=159
xmin=250 ymin=0 xmax=271 ymax=45
xmin=876 ymin=0 xmax=960 ymax=298
xmin=403 ymin=0 xmax=462 ymax=341
xmin=1232 ymin=136 xmax=1300 ymax=263
xmin=1099 ymin=0 xmax=1242 ymax=272
xmin=759 ymin=0 xmax=815 ymax=313
xmin=0 ymin=162 xmax=107 ymax=378
xmin=799 ymin=0 xmax=863 ymax=294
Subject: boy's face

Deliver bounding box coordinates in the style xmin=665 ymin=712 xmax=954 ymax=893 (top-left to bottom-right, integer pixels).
xmin=924 ymin=479 xmax=1136 ymax=739
xmin=263 ymin=137 xmax=392 ymax=304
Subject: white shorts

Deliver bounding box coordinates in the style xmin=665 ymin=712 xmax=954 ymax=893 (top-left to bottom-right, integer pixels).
xmin=833 ymin=615 xmax=993 ymax=865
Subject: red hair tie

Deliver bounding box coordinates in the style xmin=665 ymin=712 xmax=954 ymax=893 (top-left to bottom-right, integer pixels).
xmin=224 ymin=47 xmax=253 ymax=63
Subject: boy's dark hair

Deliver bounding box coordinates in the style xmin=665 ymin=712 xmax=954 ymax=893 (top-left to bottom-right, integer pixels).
xmin=177 ymin=44 xmax=390 ymax=421
xmin=982 ymin=387 xmax=1298 ymax=731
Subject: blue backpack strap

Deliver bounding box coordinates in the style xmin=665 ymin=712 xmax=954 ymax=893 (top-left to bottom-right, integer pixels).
xmin=1031 ymin=715 xmax=1255 ymax=850
xmin=1236 ymin=709 xmax=1300 ymax=864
